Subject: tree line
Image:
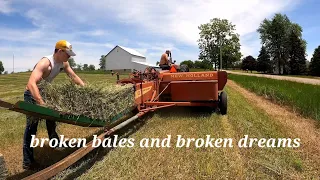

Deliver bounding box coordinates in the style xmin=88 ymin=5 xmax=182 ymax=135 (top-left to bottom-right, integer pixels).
xmin=68 ymin=58 xmax=96 ymax=71
xmin=197 ymin=13 xmax=320 ymax=76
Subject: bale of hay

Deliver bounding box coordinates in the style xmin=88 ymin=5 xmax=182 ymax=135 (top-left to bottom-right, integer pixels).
xmin=39 ymin=80 xmax=136 ymax=124
xmin=0 ymin=153 xmax=7 ymax=180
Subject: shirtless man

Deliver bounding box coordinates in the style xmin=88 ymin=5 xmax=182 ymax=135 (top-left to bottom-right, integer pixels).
xmin=23 ymin=40 xmax=85 ymax=170
xmin=159 ymin=50 xmax=172 ymax=70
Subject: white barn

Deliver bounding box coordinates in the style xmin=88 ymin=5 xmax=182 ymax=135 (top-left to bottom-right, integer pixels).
xmin=104 ymin=45 xmax=156 ymax=72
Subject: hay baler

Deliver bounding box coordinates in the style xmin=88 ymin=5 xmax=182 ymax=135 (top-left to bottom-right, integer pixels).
xmin=117 ymin=68 xmax=228 ymax=115
xmin=0 ymin=67 xmax=228 ymax=180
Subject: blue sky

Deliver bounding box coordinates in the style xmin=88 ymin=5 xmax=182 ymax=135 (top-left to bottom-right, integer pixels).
xmin=0 ymin=0 xmax=319 ymax=72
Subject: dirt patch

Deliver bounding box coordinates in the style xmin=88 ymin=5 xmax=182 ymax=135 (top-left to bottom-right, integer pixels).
xmin=227 ymin=80 xmax=320 ymax=173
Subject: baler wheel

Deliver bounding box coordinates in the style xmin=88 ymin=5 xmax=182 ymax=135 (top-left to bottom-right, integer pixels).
xmin=219 ymin=91 xmax=227 ymax=115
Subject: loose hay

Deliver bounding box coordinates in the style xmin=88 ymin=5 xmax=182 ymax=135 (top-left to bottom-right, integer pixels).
xmin=0 ymin=154 xmax=7 ymax=180
xmin=39 ymin=80 xmax=135 ymax=124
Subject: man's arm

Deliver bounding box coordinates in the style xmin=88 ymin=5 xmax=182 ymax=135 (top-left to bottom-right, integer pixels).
xmin=63 ymin=62 xmax=85 ymax=86
xmin=26 ymin=58 xmax=49 ymax=105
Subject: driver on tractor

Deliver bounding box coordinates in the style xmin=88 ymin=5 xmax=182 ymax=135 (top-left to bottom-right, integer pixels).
xmin=159 ymin=50 xmax=172 ymax=70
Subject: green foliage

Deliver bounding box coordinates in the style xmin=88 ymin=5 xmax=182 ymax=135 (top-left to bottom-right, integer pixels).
xmin=309 ymin=46 xmax=320 ymax=76
xmin=180 ymin=60 xmax=194 ymax=68
xmin=241 ymin=55 xmax=256 ymax=72
xmin=179 ymin=60 xmax=212 ymax=70
xmin=198 ymin=18 xmax=241 ymax=70
xmin=256 ymin=46 xmax=272 ymax=73
xmin=88 ymin=64 xmax=95 ymax=71
xmin=83 ymin=64 xmax=89 ymax=70
xmin=257 ymin=13 xmax=306 ymax=75
xmin=229 ymin=74 xmax=320 ymax=121
xmin=0 ymin=61 xmax=4 ymax=74
xmin=99 ymin=55 xmax=106 ymax=70
xmin=68 ymin=58 xmax=76 ymax=69
xmin=75 ymin=64 xmax=82 ymax=71
xmin=288 ymin=29 xmax=307 ymax=75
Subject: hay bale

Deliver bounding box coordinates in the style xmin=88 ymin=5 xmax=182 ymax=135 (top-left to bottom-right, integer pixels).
xmin=0 ymin=153 xmax=7 ymax=180
xmin=39 ymin=80 xmax=135 ymax=124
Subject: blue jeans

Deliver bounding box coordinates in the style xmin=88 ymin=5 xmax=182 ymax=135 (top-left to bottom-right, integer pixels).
xmin=23 ymin=90 xmax=59 ymax=166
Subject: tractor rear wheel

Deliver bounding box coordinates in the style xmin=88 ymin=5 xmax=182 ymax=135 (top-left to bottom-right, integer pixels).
xmin=180 ymin=64 xmax=189 ymax=72
xmin=219 ymin=91 xmax=227 ymax=115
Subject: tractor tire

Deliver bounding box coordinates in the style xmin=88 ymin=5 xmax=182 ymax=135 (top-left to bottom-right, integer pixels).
xmin=180 ymin=64 xmax=189 ymax=72
xmin=219 ymin=91 xmax=227 ymax=115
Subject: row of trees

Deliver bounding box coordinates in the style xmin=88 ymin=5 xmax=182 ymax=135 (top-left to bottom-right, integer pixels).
xmin=68 ymin=58 xmax=96 ymax=71
xmin=255 ymin=13 xmax=308 ymax=75
xmin=240 ymin=13 xmax=320 ymax=76
xmin=71 ymin=55 xmax=106 ymax=71
xmin=197 ymin=14 xmax=320 ymax=76
xmin=179 ymin=59 xmax=212 ymax=70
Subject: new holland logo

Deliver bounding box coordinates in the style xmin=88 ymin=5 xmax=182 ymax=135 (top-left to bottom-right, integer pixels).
xmin=170 ymin=73 xmax=215 ymax=78
xmin=135 ymin=86 xmax=153 ymax=98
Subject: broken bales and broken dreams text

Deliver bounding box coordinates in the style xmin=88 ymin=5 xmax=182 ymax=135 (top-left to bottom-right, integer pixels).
xmin=30 ymin=135 xmax=301 ymax=149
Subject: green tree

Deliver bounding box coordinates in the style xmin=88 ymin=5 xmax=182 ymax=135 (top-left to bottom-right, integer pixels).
xmin=83 ymin=64 xmax=89 ymax=71
xmin=76 ymin=64 xmax=82 ymax=71
xmin=156 ymin=61 xmax=160 ymax=66
xmin=0 ymin=61 xmax=4 ymax=74
xmin=89 ymin=64 xmax=95 ymax=71
xmin=68 ymin=58 xmax=76 ymax=69
xmin=198 ymin=18 xmax=241 ymax=70
xmin=309 ymin=46 xmax=320 ymax=76
xmin=256 ymin=46 xmax=271 ymax=73
xmin=257 ymin=13 xmax=304 ymax=75
xmin=241 ymin=55 xmax=256 ymax=72
xmin=180 ymin=60 xmax=194 ymax=68
xmin=287 ymin=28 xmax=307 ymax=75
xmin=99 ymin=55 xmax=106 ymax=70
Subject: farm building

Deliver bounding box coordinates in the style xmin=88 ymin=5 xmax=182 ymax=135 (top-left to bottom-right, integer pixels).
xmin=104 ymin=45 xmax=156 ymax=72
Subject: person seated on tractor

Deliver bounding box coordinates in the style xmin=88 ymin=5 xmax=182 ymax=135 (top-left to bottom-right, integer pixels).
xmin=159 ymin=50 xmax=172 ymax=70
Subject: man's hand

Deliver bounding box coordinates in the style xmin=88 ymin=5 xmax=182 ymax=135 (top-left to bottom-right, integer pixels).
xmin=37 ymin=99 xmax=46 ymax=107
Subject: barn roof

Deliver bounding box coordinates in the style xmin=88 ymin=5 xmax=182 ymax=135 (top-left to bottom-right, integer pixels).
xmin=132 ymin=61 xmax=156 ymax=67
xmin=105 ymin=45 xmax=146 ymax=58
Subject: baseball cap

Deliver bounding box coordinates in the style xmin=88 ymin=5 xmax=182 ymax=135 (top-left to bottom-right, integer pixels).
xmin=55 ymin=40 xmax=76 ymax=56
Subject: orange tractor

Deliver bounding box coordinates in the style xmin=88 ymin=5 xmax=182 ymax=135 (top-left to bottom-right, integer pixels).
xmin=117 ymin=64 xmax=228 ymax=115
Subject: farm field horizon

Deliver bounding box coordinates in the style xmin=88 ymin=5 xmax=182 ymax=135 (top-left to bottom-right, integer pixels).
xmin=0 ymin=72 xmax=319 ymax=179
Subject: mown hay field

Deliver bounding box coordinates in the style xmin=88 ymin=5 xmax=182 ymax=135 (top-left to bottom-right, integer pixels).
xmin=0 ymin=72 xmax=128 ymax=179
xmin=55 ymin=82 xmax=320 ymax=180
xmin=0 ymin=72 xmax=319 ymax=179
xmin=228 ymin=74 xmax=320 ymax=121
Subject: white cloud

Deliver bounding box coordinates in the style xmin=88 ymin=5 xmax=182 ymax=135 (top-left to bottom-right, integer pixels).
xmin=0 ymin=0 xmax=13 ymax=14
xmin=0 ymin=0 xmax=303 ymax=72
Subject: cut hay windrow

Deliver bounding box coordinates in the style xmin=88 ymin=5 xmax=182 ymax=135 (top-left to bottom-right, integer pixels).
xmin=0 ymin=153 xmax=7 ymax=179
xmin=39 ymin=80 xmax=135 ymax=124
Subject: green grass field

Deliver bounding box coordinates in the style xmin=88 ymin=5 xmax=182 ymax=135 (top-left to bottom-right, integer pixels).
xmin=228 ymin=74 xmax=320 ymax=121
xmin=0 ymin=72 xmax=319 ymax=179
xmin=228 ymin=69 xmax=320 ymax=79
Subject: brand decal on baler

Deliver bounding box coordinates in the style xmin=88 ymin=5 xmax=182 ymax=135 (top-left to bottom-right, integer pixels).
xmin=135 ymin=86 xmax=153 ymax=98
xmin=170 ymin=73 xmax=215 ymax=78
